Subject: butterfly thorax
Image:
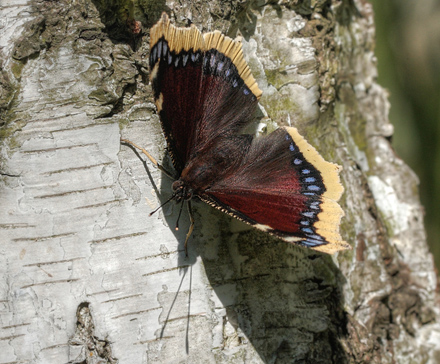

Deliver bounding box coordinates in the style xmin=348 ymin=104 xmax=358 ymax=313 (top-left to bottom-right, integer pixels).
xmin=177 ymin=137 xmax=249 ymax=196
xmin=177 ymin=155 xmax=232 ymax=196
xmin=171 ymin=180 xmax=193 ymax=202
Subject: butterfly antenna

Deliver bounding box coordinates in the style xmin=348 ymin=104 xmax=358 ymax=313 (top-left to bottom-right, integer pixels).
xmin=175 ymin=199 xmax=185 ymax=231
xmin=149 ymin=193 xmax=176 ymax=217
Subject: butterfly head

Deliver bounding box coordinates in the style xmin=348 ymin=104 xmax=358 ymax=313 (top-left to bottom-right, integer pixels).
xmin=172 ymin=180 xmax=193 ymax=202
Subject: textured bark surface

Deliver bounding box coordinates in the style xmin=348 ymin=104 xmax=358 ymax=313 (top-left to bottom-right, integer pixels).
xmin=1 ymin=0 xmax=439 ymax=363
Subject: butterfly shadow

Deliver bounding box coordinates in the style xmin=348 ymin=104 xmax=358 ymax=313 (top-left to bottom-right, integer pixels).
xmin=123 ymin=142 xmax=200 ymax=351
xmin=191 ymin=205 xmax=350 ymax=363
xmin=120 ymin=140 xmax=193 ymax=259
xmin=140 ymin=151 xmax=198 ymax=266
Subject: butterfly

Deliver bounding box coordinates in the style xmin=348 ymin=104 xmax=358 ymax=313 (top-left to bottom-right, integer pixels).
xmin=122 ymin=13 xmax=349 ymax=254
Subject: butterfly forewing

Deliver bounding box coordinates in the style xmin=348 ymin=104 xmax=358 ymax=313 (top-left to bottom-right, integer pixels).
xmin=150 ymin=26 xmax=205 ymax=172
xmin=149 ymin=15 xmax=261 ymax=173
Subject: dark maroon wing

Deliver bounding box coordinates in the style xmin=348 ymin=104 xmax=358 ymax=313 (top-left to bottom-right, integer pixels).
xmin=149 ymin=14 xmax=262 ymax=173
xmin=149 ymin=15 xmax=205 ymax=173
xmin=194 ymin=32 xmax=262 ymax=154
xmin=201 ymin=127 xmax=349 ymax=254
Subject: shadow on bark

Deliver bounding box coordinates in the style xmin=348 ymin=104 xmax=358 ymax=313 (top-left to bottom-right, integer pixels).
xmin=197 ymin=204 xmax=349 ymax=363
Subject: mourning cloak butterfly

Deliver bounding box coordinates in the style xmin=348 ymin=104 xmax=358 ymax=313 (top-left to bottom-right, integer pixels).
xmin=123 ymin=13 xmax=349 ymax=254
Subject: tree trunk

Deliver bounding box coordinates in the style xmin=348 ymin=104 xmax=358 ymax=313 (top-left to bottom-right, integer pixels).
xmin=1 ymin=1 xmax=439 ymax=363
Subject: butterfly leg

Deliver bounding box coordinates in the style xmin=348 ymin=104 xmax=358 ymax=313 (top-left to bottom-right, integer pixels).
xmin=184 ymin=201 xmax=195 ymax=257
xmin=120 ymin=138 xmax=174 ymax=179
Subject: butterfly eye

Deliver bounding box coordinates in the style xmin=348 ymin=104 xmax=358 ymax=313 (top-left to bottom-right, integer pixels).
xmin=172 ymin=180 xmax=183 ymax=191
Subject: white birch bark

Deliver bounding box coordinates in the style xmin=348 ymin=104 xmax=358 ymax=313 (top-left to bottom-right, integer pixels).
xmin=1 ymin=1 xmax=439 ymax=363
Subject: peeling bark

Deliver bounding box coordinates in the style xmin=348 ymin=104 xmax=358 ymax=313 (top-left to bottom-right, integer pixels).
xmin=1 ymin=1 xmax=439 ymax=363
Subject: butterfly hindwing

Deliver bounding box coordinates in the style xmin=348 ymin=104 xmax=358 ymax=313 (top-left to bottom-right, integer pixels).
xmin=202 ymin=127 xmax=349 ymax=254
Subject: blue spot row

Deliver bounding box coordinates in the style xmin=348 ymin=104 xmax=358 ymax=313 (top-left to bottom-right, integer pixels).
xmin=150 ymin=39 xmax=169 ymax=67
xmin=151 ymin=42 xmax=256 ymax=101
xmin=204 ymin=50 xmax=254 ymax=98
xmin=161 ymin=41 xmax=168 ymax=58
xmin=308 ymin=234 xmax=323 ymax=241
xmin=307 ymin=185 xmax=321 ymax=191
xmin=310 ymin=201 xmax=320 ymax=210
xmin=281 ymin=133 xmax=326 ymax=246
xmin=302 ymin=211 xmax=315 ymax=219
xmin=303 ymin=238 xmax=324 ymax=247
